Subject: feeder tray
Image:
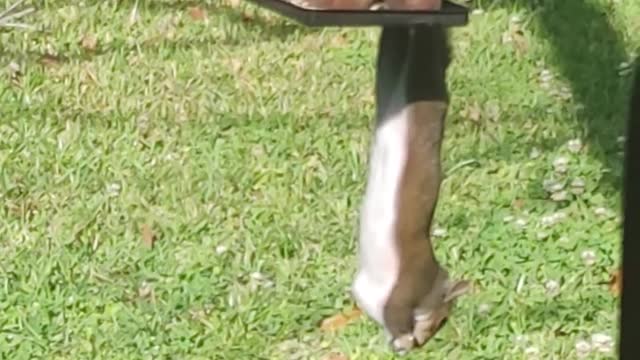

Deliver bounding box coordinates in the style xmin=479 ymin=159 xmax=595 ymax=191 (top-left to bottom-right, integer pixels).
xmin=246 ymin=0 xmax=469 ymax=27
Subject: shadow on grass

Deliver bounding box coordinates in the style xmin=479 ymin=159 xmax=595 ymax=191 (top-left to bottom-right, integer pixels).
xmin=519 ymin=297 xmax=613 ymax=333
xmin=466 ymin=297 xmax=612 ymax=340
xmin=96 ymin=0 xmax=321 ymax=43
xmin=7 ymin=0 xmax=628 ymax=194
xmin=122 ymin=0 xmax=630 ymax=194
xmin=0 ymin=1 xmax=321 ymax=67
xmin=484 ymin=0 xmax=632 ymax=193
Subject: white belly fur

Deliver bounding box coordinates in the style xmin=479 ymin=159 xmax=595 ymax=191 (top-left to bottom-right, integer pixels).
xmin=352 ymin=108 xmax=409 ymax=329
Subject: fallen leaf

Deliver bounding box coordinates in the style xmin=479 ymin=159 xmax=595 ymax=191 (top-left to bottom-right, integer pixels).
xmin=608 ymin=269 xmax=622 ymax=296
xmin=241 ymin=12 xmax=254 ymax=22
xmin=511 ymin=30 xmax=529 ymax=55
xmin=80 ymin=34 xmax=98 ymax=52
xmin=512 ymin=198 xmax=525 ymax=210
xmin=460 ymin=102 xmax=482 ymax=123
xmin=141 ymin=223 xmax=156 ymax=248
xmin=502 ymin=23 xmax=529 ymax=55
xmin=322 ymin=351 xmax=349 ymax=360
xmin=39 ymin=53 xmax=63 ymax=68
xmin=320 ymin=306 xmax=362 ymax=332
xmin=187 ymin=6 xmax=207 ymax=21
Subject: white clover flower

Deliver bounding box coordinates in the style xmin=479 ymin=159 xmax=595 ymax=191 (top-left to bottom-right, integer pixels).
xmin=106 ymin=182 xmax=121 ymax=197
xmin=530 ymin=148 xmax=541 ymax=159
xmin=545 ymin=279 xmax=559 ymax=295
xmin=581 ymin=250 xmax=597 ymax=266
xmin=553 ymin=157 xmax=569 ymax=173
xmin=551 ymin=191 xmax=568 ymax=202
xmin=570 ymin=178 xmax=586 ymax=195
xmin=432 ymin=228 xmax=447 ymax=237
xmin=591 ymin=333 xmax=614 ymax=353
xmin=594 ymin=207 xmax=610 ymax=217
xmin=567 ymin=139 xmax=582 ymax=153
xmin=216 ymin=245 xmax=228 ymax=254
xmin=575 ymin=339 xmax=592 ymax=358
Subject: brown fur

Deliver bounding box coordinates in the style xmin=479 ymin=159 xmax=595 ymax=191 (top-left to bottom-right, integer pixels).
xmin=295 ymin=0 xmax=441 ymax=10
xmin=378 ymin=26 xmax=461 ymax=347
xmin=384 ymin=0 xmax=442 ymax=11
xmin=296 ymin=0 xmax=373 ymax=10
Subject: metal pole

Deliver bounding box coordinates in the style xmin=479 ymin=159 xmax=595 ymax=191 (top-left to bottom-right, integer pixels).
xmin=620 ymin=60 xmax=639 ymax=360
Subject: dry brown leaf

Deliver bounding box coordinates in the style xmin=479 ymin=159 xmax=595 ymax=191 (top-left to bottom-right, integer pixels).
xmin=141 ymin=223 xmax=156 ymax=248
xmin=39 ymin=53 xmax=63 ymax=68
xmin=502 ymin=23 xmax=529 ymax=56
xmin=609 ymin=269 xmax=622 ymax=296
xmin=320 ymin=307 xmax=362 ymax=332
xmin=188 ymin=6 xmax=207 ymax=21
xmin=512 ymin=198 xmax=525 ymax=210
xmin=511 ymin=30 xmax=529 ymax=55
xmin=322 ymin=352 xmax=349 ymax=360
xmin=241 ymin=12 xmax=254 ymax=22
xmin=460 ymin=102 xmax=482 ymax=123
xmin=80 ymin=34 xmax=98 ymax=52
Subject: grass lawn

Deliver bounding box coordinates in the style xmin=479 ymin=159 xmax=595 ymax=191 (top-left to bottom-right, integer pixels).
xmin=1 ymin=0 xmax=638 ymax=359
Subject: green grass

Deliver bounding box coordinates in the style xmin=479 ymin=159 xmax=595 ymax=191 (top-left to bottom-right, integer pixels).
xmin=0 ymin=0 xmax=638 ymax=358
